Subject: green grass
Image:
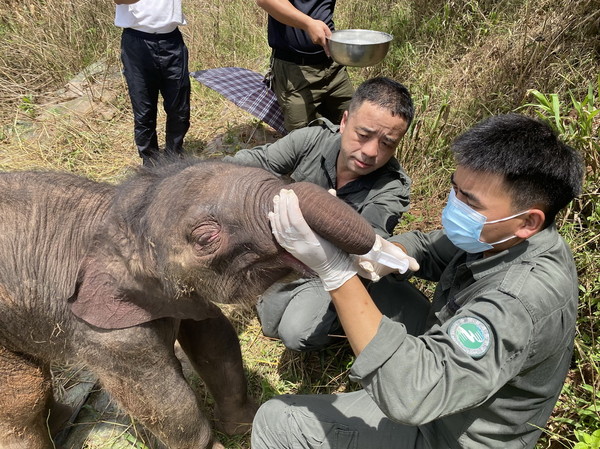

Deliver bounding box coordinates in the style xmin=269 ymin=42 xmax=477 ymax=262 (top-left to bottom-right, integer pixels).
xmin=514 ymin=79 xmax=600 ymax=448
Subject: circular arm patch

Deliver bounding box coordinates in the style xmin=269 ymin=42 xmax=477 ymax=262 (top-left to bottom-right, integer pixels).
xmin=448 ymin=316 xmax=491 ymax=359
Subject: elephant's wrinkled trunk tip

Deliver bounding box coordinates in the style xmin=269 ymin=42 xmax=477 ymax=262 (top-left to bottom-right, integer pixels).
xmin=288 ymin=183 xmax=376 ymax=255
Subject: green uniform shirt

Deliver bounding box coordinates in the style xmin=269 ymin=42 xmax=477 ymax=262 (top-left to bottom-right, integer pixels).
xmin=351 ymin=225 xmax=578 ymax=448
xmin=225 ymin=119 xmax=411 ymax=237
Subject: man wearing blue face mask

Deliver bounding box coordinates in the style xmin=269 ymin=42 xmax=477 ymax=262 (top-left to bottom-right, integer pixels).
xmin=252 ymin=113 xmax=585 ymax=449
xmin=441 ymin=188 xmax=532 ymax=253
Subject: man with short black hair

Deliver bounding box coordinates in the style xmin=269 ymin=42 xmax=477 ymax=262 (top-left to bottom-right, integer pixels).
xmin=228 ymin=77 xmax=430 ymax=351
xmin=255 ymin=113 xmax=584 ymax=448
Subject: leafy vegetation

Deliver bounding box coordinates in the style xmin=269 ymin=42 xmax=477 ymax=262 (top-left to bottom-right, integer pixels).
xmin=0 ymin=0 xmax=598 ymax=447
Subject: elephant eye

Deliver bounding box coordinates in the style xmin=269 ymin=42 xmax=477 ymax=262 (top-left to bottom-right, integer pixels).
xmin=191 ymin=222 xmax=221 ymax=253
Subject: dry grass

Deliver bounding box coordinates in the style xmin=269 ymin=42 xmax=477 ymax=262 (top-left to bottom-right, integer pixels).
xmin=0 ymin=0 xmax=117 ymax=120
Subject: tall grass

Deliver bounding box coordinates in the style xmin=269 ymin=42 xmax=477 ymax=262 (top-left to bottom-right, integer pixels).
xmin=0 ymin=0 xmax=117 ymax=113
xmin=183 ymin=1 xmax=269 ymax=72
xmin=0 ymin=0 xmax=598 ymax=447
xmin=518 ymin=79 xmax=600 ymax=448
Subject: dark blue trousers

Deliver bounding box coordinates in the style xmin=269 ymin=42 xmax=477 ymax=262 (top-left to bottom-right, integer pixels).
xmin=120 ymin=27 xmax=191 ymax=163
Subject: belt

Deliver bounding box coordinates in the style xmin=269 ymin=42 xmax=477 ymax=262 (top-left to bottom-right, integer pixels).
xmin=273 ymin=48 xmax=331 ymax=65
xmin=123 ymin=27 xmax=182 ymax=41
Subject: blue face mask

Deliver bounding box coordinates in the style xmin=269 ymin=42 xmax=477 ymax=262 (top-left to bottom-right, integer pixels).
xmin=442 ymin=189 xmax=529 ymax=253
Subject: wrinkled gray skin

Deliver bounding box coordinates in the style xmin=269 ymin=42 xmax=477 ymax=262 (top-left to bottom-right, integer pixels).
xmin=0 ymin=159 xmax=375 ymax=449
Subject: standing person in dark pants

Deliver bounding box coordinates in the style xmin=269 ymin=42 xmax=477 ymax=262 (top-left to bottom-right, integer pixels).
xmin=115 ymin=0 xmax=191 ymax=166
xmin=256 ymin=0 xmax=355 ymax=132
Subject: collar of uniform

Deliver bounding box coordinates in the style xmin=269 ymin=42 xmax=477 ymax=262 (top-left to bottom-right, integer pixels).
xmin=321 ymin=134 xmax=341 ymax=189
xmin=465 ymin=224 xmax=561 ymax=281
xmin=307 ymin=117 xmax=339 ymax=132
xmin=323 ymin=148 xmax=401 ymax=195
xmin=338 ymin=164 xmax=394 ymax=195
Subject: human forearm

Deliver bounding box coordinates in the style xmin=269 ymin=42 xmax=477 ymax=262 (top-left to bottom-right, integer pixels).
xmin=225 ymin=148 xmax=272 ymax=171
xmin=330 ymin=276 xmax=383 ymax=355
xmin=226 ymin=138 xmax=297 ymax=175
xmin=256 ymin=0 xmax=313 ymax=30
xmin=361 ymin=203 xmax=403 ymax=239
xmin=359 ymin=182 xmax=410 ymax=238
xmin=255 ymin=0 xmax=331 ymax=48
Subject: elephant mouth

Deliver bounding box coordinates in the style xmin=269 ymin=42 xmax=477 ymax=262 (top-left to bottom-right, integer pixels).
xmin=250 ymin=252 xmax=316 ymax=286
xmin=280 ymin=252 xmax=316 ymax=278
xmin=234 ymin=253 xmax=317 ymax=304
xmin=207 ymin=252 xmax=319 ymax=306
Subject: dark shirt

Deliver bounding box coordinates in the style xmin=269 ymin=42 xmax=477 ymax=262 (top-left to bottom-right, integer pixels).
xmin=267 ymin=0 xmax=336 ymax=56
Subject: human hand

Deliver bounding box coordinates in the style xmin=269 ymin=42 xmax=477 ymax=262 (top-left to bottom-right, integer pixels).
xmin=306 ymin=19 xmax=332 ymax=54
xmin=269 ymin=189 xmax=356 ymax=291
xmin=355 ymin=235 xmax=419 ymax=281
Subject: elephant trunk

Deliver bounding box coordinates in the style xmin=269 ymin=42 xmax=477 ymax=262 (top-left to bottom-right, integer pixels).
xmin=286 ymin=182 xmax=376 ymax=255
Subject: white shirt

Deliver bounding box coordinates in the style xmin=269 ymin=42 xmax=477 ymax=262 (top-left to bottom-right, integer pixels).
xmin=115 ymin=0 xmax=186 ymax=34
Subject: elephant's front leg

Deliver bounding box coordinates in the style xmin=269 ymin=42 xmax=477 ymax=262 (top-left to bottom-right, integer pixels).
xmin=81 ymin=320 xmax=222 ymax=449
xmin=0 ymin=346 xmax=54 ymax=449
xmin=177 ymin=310 xmax=258 ymax=435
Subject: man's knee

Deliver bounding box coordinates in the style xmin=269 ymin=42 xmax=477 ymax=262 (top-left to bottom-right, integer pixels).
xmin=278 ymin=297 xmax=338 ymax=351
xmin=259 ymin=279 xmax=336 ymax=351
xmin=256 ymin=288 xmax=292 ymax=339
xmin=251 ymin=396 xmax=292 ymax=449
xmin=278 ymin=315 xmax=330 ymax=352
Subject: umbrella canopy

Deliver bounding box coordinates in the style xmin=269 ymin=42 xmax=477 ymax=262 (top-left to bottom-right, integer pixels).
xmin=191 ymin=67 xmax=287 ymax=135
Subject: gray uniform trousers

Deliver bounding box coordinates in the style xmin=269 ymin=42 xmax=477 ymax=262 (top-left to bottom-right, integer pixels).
xmin=253 ymin=277 xmax=431 ymax=447
xmin=251 ymin=390 xmax=422 ymax=449
xmin=257 ymin=276 xmax=431 ymax=351
xmin=120 ymin=27 xmax=190 ymax=163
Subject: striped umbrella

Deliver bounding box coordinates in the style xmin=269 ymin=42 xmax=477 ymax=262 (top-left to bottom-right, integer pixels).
xmin=191 ymin=67 xmax=287 ymax=135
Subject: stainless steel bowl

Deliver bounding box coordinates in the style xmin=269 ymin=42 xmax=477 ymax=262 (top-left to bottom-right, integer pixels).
xmin=327 ymin=29 xmax=393 ymax=67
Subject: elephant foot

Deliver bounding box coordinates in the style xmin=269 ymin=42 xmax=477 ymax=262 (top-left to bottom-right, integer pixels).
xmin=213 ymin=398 xmax=258 ymax=435
xmin=48 ymin=400 xmax=74 ymax=436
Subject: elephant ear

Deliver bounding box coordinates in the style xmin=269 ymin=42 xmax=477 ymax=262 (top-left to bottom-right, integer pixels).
xmin=69 ymin=255 xmax=214 ymax=329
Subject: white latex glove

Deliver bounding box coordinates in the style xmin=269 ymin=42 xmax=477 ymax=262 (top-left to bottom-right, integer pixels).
xmin=355 ymin=235 xmax=420 ymax=282
xmin=269 ymin=189 xmax=356 ymax=291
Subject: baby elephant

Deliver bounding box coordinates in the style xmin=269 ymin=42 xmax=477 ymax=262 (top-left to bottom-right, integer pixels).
xmin=0 ymin=159 xmax=374 ymax=449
